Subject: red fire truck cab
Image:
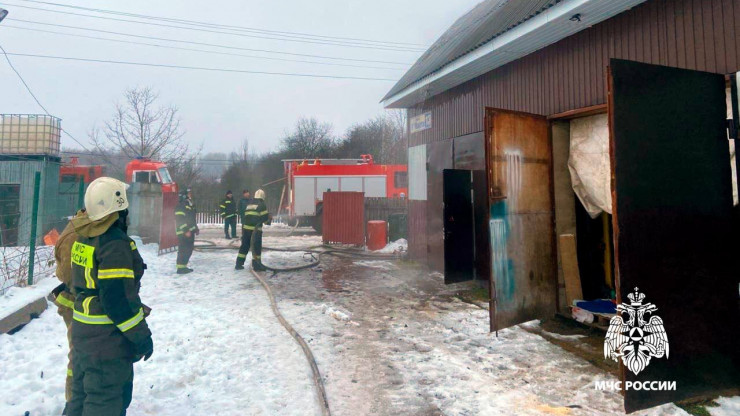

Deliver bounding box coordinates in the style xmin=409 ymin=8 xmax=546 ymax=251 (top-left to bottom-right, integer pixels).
xmin=125 ymin=158 xmax=178 ymax=193
xmin=281 ymin=155 xmax=407 ymax=230
xmin=60 ymin=157 xmax=105 ymax=184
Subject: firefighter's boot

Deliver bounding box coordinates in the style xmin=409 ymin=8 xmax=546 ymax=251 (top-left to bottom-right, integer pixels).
xmin=252 ymin=260 xmax=267 ymax=272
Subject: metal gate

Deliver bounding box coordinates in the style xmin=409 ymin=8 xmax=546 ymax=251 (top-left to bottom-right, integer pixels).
xmin=322 ymin=192 xmax=365 ymax=246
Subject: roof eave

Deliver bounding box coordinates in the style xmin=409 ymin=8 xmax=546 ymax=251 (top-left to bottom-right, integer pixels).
xmin=382 ymin=0 xmax=648 ymax=109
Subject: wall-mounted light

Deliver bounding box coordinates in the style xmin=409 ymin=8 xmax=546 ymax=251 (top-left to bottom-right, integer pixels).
xmin=0 ymin=8 xmax=9 ymax=23
xmin=569 ymin=13 xmax=582 ymax=22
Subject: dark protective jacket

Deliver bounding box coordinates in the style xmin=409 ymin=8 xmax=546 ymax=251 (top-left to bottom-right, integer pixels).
xmin=243 ymin=199 xmax=269 ymax=231
xmin=174 ymin=199 xmax=197 ymax=236
xmin=70 ymin=216 xmax=151 ymax=360
xmin=238 ymin=197 xmax=251 ymax=221
xmin=219 ymin=196 xmax=237 ymax=219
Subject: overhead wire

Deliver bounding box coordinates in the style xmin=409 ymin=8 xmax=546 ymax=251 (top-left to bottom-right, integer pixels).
xmin=6 ymin=19 xmax=413 ymax=66
xmin=0 ymin=24 xmax=407 ymax=71
xmin=13 ymin=0 xmax=427 ymax=48
xmin=2 ymin=52 xmax=399 ymax=81
xmin=1 ymin=2 xmax=425 ymax=52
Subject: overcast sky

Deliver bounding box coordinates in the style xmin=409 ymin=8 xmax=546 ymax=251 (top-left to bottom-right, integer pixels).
xmin=0 ymin=0 xmax=480 ymax=156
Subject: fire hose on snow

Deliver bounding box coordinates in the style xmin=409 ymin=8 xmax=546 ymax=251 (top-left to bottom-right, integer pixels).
xmin=192 ymin=240 xmax=403 ymax=416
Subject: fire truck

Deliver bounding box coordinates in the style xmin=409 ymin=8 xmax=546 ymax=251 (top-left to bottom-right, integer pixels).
xmin=125 ymin=158 xmax=178 ymax=193
xmin=59 ymin=157 xmax=105 ymax=184
xmin=280 ymin=155 xmax=407 ymax=231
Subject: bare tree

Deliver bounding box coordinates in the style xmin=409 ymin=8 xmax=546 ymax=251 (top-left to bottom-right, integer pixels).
xmin=280 ymin=117 xmax=335 ymax=158
xmin=91 ymin=87 xmax=186 ymax=161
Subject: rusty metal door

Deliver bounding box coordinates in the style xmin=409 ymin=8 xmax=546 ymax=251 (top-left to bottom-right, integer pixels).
xmin=609 ymin=59 xmax=740 ymax=412
xmin=485 ymin=109 xmax=556 ymax=332
xmin=322 ymin=191 xmax=365 ymax=246
xmin=443 ymin=169 xmax=474 ymax=283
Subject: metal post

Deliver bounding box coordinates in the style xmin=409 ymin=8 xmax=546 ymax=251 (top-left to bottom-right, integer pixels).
xmin=78 ymin=175 xmax=85 ymax=210
xmin=730 ymin=75 xmax=739 ymax=201
xmin=27 ymin=171 xmax=41 ymax=286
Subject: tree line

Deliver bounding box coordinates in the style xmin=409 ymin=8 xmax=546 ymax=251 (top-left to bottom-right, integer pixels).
xmin=63 ymin=87 xmax=408 ymax=216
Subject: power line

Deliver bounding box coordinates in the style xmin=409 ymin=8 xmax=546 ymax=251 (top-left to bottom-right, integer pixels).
xmin=3 ymin=52 xmax=399 ymax=81
xmin=8 ymin=19 xmax=413 ymax=66
xmin=0 ymin=42 xmax=100 ymax=153
xmin=14 ymin=0 xmax=427 ymax=48
xmin=1 ymin=2 xmax=426 ymax=52
xmin=0 ymin=43 xmax=50 ymax=114
xmin=0 ymin=24 xmax=406 ymax=71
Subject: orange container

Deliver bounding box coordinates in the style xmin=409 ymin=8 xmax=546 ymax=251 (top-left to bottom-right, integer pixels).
xmin=366 ymin=220 xmax=387 ymax=251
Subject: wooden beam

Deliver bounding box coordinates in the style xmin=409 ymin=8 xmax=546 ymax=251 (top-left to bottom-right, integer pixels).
xmin=548 ymin=104 xmax=607 ymax=120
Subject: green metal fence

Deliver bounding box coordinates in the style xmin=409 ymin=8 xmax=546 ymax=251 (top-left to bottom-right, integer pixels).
xmin=0 ymin=162 xmax=85 ymax=294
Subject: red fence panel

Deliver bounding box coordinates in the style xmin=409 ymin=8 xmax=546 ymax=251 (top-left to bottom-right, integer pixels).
xmin=322 ymin=192 xmax=364 ymax=246
xmin=158 ymin=192 xmax=179 ymax=255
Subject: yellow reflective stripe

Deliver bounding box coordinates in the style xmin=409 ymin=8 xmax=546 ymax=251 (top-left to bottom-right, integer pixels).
xmin=243 ymin=225 xmax=255 ymax=230
xmin=73 ymin=310 xmax=113 ymax=325
xmin=97 ymin=268 xmax=134 ymax=279
xmin=176 ymin=264 xmax=188 ymax=269
xmin=259 ymin=211 xmax=269 ymax=215
xmin=253 ymin=255 xmax=261 ymax=260
xmin=178 ymin=224 xmax=189 ymax=230
xmin=189 ymin=226 xmax=197 ymax=231
xmin=219 ymin=205 xmax=226 ymax=208
xmin=117 ymin=308 xmax=144 ymax=333
xmin=130 ymin=241 xmax=137 ymax=251
xmin=244 ymin=212 xmax=261 ymax=216
xmin=67 ymin=369 xmax=73 ymax=377
xmin=175 ymin=211 xmax=186 ymax=216
xmin=224 ymin=214 xmax=236 ymax=218
xmin=84 ymin=267 xmax=95 ymax=289
xmin=56 ymin=293 xmax=75 ymax=309
xmin=82 ymin=296 xmax=94 ymax=315
xmin=237 ymin=253 xmax=247 ymax=259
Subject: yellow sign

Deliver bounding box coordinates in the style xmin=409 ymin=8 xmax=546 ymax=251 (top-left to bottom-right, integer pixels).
xmin=71 ymin=242 xmax=95 ymax=268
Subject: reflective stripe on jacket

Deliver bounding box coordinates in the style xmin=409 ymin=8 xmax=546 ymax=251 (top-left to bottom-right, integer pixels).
xmin=71 ymin=221 xmax=151 ymax=359
xmin=174 ymin=200 xmax=197 ymax=235
xmin=242 ymin=199 xmax=269 ymax=231
xmin=219 ymin=197 xmax=237 ymax=219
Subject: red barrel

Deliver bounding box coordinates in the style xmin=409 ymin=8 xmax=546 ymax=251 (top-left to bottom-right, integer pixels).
xmin=366 ymin=220 xmax=387 ymax=251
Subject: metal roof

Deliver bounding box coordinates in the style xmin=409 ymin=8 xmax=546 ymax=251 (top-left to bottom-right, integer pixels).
xmin=383 ymin=0 xmax=648 ymax=108
xmin=383 ymin=0 xmax=556 ymax=102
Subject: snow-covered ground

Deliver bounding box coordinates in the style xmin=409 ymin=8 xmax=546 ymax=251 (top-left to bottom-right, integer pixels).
xmin=0 ymin=230 xmax=737 ymax=416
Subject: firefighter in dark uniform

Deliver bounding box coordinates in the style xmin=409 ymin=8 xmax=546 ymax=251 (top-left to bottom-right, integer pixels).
xmin=67 ymin=177 xmax=153 ymax=416
xmin=219 ymin=190 xmax=237 ymax=239
xmin=237 ymin=189 xmax=251 ymax=230
xmin=174 ymin=188 xmax=198 ymax=274
xmin=235 ymin=189 xmax=270 ymax=271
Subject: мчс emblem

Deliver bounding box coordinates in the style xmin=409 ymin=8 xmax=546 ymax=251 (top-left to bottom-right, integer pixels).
xmin=604 ymin=288 xmax=669 ymax=375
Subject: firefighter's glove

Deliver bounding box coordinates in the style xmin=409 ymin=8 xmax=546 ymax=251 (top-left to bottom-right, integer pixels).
xmin=135 ymin=336 xmax=154 ymax=362
xmin=195 ymin=227 xmax=200 ymax=236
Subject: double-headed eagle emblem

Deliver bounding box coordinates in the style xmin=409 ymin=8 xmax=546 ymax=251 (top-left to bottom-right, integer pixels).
xmin=604 ymin=288 xmax=669 ymax=375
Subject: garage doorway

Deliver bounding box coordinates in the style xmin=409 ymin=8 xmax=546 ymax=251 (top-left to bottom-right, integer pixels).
xmin=443 ymin=169 xmax=474 ymax=283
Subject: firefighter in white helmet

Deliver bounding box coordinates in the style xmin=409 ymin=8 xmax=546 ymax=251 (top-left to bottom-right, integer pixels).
xmin=236 ymin=188 xmax=270 ymax=271
xmin=67 ymin=177 xmax=153 ymax=416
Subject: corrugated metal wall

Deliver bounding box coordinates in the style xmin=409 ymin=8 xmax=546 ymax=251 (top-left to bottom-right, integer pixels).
xmin=407 ymin=0 xmax=740 ymax=147
xmin=322 ymin=192 xmax=365 ymax=246
xmin=0 ymin=159 xmax=60 ymax=246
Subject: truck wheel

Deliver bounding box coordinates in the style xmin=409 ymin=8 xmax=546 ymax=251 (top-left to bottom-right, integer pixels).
xmin=312 ymin=204 xmax=323 ymax=233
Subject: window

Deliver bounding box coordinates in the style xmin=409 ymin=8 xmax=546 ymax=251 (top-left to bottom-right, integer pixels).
xmin=61 ymin=174 xmax=78 ymax=183
xmin=134 ymin=171 xmax=150 ymax=183
xmin=158 ymin=167 xmax=173 ymax=184
xmin=394 ymin=171 xmax=408 ymax=188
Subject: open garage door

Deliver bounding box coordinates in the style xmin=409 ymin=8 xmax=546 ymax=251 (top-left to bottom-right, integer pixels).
xmin=485 ymin=109 xmax=556 ymax=332
xmin=608 ymin=59 xmax=740 ymax=412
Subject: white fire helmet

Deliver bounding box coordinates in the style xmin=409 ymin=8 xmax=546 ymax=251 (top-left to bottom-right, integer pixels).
xmin=85 ymin=177 xmax=130 ymax=221
xmin=254 ymin=189 xmax=265 ymax=200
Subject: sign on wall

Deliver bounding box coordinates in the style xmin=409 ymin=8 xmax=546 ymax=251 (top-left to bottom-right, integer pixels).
xmin=410 ymin=112 xmax=432 ymax=134
xmin=408 ymin=145 xmax=427 ymax=200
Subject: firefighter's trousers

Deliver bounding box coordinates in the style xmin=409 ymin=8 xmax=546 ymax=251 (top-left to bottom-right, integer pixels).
xmin=67 ymin=353 xmax=134 ymax=416
xmin=224 ymin=217 xmax=237 ymax=238
xmin=176 ymin=233 xmax=195 ymax=270
xmin=53 ymin=294 xmax=74 ymax=405
xmin=236 ymin=229 xmax=263 ymax=266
